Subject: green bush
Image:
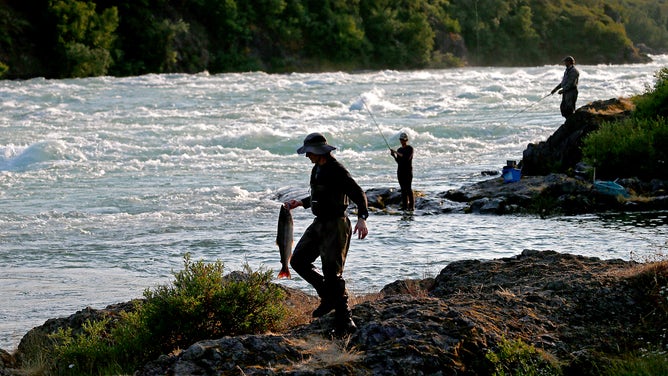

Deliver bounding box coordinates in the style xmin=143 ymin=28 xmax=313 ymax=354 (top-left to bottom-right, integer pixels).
xmin=49 ymin=318 xmax=128 ymax=375
xmin=633 ymin=68 xmax=668 ymax=119
xmin=485 ymin=337 xmax=562 ymax=376
xmin=49 ymin=0 xmax=119 ymax=77
xmin=140 ymin=255 xmax=287 ymax=356
xmin=581 ymin=117 xmax=667 ymax=180
xmin=582 ymin=68 xmax=668 ymax=180
xmin=47 ymin=254 xmax=287 ymax=375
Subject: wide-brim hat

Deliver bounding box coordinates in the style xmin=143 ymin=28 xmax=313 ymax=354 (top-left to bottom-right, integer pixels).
xmin=562 ymin=56 xmax=575 ymax=63
xmin=297 ymin=132 xmax=337 ymax=155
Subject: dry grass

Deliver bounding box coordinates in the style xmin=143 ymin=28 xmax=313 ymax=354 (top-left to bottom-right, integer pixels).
xmin=349 ymin=291 xmax=383 ymax=306
xmin=617 ymin=259 xmax=668 ymax=316
xmin=268 ymin=335 xmax=363 ymax=373
xmin=281 ymin=300 xmax=317 ymax=331
xmin=585 ymin=97 xmax=635 ymax=115
xmin=495 ymin=286 xmax=519 ymax=303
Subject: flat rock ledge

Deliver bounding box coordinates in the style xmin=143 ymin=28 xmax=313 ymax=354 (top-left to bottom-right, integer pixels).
xmin=366 ymin=174 xmax=668 ymax=215
xmin=3 ymin=250 xmax=666 ymax=375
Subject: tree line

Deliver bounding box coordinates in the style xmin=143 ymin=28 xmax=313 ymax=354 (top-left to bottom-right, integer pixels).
xmin=0 ymin=0 xmax=666 ymax=79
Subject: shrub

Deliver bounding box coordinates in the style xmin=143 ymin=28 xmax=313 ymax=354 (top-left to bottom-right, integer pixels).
xmin=485 ymin=337 xmax=562 ymax=376
xmin=49 ymin=318 xmax=128 ymax=375
xmin=633 ymin=68 xmax=668 ymax=119
xmin=47 ymin=254 xmax=287 ymax=375
xmin=581 ymin=117 xmax=667 ymax=180
xmin=582 ymin=67 xmax=668 ymax=180
xmin=140 ymin=255 xmax=287 ymax=357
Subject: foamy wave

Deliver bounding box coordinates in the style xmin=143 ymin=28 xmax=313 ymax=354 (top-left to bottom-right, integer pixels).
xmin=0 ymin=140 xmax=86 ymax=171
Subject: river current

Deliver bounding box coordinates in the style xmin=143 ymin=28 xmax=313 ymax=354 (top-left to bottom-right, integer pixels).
xmin=1 ymin=56 xmax=667 ymax=350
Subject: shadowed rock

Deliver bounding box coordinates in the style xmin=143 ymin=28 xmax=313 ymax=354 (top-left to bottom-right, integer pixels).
xmin=522 ymin=98 xmax=635 ymax=176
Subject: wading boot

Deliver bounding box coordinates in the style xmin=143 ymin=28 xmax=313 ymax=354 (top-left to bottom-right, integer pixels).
xmin=333 ymin=315 xmax=357 ymax=337
xmin=312 ymin=285 xmax=335 ymax=318
xmin=312 ymin=299 xmax=334 ymax=318
xmin=332 ymin=293 xmax=356 ymax=337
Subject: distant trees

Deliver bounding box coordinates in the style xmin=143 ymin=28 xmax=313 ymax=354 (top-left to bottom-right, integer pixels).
xmin=50 ymin=0 xmax=118 ymax=77
xmin=0 ymin=0 xmax=663 ymax=79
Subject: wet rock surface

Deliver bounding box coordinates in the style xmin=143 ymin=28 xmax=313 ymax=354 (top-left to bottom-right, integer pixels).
xmin=366 ymin=173 xmax=668 ymax=216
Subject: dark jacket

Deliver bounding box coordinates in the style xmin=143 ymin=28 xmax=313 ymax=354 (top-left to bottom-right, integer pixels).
xmin=301 ymin=156 xmax=369 ymax=220
xmin=555 ymin=65 xmax=579 ymax=93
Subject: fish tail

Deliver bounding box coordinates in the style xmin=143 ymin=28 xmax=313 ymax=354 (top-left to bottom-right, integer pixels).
xmin=277 ymin=265 xmax=291 ymax=279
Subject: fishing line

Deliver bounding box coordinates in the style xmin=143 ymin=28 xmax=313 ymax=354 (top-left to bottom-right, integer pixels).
xmin=362 ymin=99 xmax=392 ymax=150
xmin=506 ymin=92 xmax=554 ymax=122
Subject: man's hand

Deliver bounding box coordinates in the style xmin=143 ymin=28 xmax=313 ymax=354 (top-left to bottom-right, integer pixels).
xmin=284 ymin=199 xmax=302 ymax=210
xmin=354 ymin=218 xmax=368 ymax=239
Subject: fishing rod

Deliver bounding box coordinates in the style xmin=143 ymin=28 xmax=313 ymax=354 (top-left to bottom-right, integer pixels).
xmin=362 ymin=99 xmax=392 ymax=150
xmin=507 ymin=92 xmax=554 ymax=121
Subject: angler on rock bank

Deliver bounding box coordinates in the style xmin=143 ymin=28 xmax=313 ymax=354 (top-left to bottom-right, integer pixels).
xmin=283 ymin=132 xmax=369 ymax=337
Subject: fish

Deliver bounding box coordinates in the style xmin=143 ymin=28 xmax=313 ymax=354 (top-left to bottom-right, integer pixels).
xmin=276 ymin=204 xmax=293 ymax=279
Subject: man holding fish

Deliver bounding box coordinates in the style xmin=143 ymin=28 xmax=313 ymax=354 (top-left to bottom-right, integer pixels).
xmin=281 ymin=132 xmax=369 ymax=336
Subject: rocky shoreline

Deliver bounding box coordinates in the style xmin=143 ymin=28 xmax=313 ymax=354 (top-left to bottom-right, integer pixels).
xmin=2 ymin=250 xmax=666 ymax=375
xmin=367 ymin=173 xmax=668 ymax=216
xmin=367 ymin=97 xmax=668 ymax=216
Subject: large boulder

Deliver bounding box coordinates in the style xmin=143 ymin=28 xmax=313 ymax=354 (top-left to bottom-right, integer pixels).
xmin=136 ymin=250 xmax=667 ymax=375
xmin=522 ymin=98 xmax=635 ymax=176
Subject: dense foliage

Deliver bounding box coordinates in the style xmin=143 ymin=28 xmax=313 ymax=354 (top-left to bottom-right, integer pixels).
xmin=582 ymin=68 xmax=668 ymax=180
xmin=46 ymin=254 xmax=287 ymax=375
xmin=0 ymin=0 xmax=664 ymax=78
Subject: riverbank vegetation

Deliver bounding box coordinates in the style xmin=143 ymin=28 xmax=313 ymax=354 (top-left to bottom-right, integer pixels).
xmin=23 ymin=252 xmax=667 ymax=375
xmin=582 ymin=67 xmax=668 ymax=180
xmin=35 ymin=254 xmax=288 ymax=375
xmin=1 ymin=0 xmax=666 ymax=79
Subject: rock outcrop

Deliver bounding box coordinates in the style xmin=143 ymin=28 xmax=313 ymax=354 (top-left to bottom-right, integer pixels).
xmin=521 ymin=98 xmax=635 ymax=176
xmin=3 ymin=250 xmax=666 ymax=375
xmin=137 ymin=250 xmax=667 ymax=375
xmin=364 ymin=174 xmax=668 ymax=216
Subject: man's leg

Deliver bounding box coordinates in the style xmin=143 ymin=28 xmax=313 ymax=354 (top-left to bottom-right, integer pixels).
xmin=290 ymin=221 xmax=329 ymax=317
xmin=321 ymin=217 xmax=356 ymax=335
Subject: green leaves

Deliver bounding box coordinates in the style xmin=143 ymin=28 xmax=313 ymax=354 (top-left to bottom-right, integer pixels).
xmin=46 ymin=253 xmax=287 ymax=375
xmin=583 ymin=69 xmax=668 ymax=180
xmin=49 ymin=0 xmax=119 ymax=77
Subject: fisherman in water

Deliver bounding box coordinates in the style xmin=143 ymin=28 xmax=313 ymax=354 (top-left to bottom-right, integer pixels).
xmin=551 ymin=56 xmax=580 ymax=118
xmin=284 ymin=132 xmax=369 ymax=336
xmin=390 ymin=132 xmax=414 ymax=211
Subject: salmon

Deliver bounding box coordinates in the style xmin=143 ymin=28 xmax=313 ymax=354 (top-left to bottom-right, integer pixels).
xmin=276 ymin=204 xmax=293 ymax=279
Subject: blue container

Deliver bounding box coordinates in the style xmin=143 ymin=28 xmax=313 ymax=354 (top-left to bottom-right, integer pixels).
xmin=593 ymin=180 xmax=629 ymax=197
xmin=502 ymin=167 xmax=521 ymax=183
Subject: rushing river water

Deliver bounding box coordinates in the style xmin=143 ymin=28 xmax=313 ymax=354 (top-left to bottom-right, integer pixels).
xmin=1 ymin=56 xmax=667 ymax=350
